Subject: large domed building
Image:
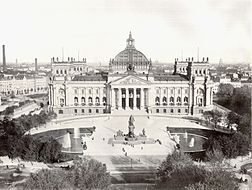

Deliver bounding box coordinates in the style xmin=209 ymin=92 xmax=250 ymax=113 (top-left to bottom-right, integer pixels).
xmin=109 ymin=32 xmax=152 ymax=74
xmin=49 ymin=32 xmax=214 ymax=116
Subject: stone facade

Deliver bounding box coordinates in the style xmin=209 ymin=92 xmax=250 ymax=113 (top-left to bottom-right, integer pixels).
xmin=49 ymin=33 xmax=214 ymax=116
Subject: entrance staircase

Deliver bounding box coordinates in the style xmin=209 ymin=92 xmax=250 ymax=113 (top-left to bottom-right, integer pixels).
xmin=112 ymin=109 xmax=148 ymax=116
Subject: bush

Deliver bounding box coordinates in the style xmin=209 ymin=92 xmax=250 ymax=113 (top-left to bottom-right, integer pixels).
xmin=203 ymin=132 xmax=250 ymax=159
xmin=24 ymin=158 xmax=111 ymax=190
xmin=24 ymin=169 xmax=71 ymax=190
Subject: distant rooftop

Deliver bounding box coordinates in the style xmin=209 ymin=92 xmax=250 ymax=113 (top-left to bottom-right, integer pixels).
xmin=72 ymin=74 xmax=107 ymax=81
xmin=154 ymin=74 xmax=188 ymax=81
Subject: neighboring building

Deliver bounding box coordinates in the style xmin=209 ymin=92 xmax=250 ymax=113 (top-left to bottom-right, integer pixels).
xmin=0 ymin=74 xmax=48 ymax=96
xmin=49 ymin=33 xmax=214 ymax=116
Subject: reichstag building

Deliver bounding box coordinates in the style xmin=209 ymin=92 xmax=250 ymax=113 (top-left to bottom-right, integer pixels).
xmin=48 ymin=33 xmax=214 ymax=116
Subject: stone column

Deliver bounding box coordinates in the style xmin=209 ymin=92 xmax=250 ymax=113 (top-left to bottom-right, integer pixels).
xmin=133 ymin=88 xmax=137 ymax=109
xmin=99 ymin=88 xmax=102 ymax=106
xmin=49 ymin=84 xmax=52 ymax=106
xmin=166 ymin=87 xmax=169 ymax=105
xmin=118 ymin=88 xmax=122 ymax=109
xmin=160 ymin=87 xmax=162 ymax=106
xmin=180 ymin=87 xmax=183 ymax=105
xmin=53 ymin=87 xmax=56 ymax=106
xmin=140 ymin=88 xmax=145 ymax=109
xmin=125 ymin=88 xmax=129 ymax=109
xmin=111 ymin=88 xmax=116 ymax=110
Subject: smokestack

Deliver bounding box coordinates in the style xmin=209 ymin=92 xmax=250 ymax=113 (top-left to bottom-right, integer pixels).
xmin=2 ymin=45 xmax=6 ymax=71
xmin=35 ymin=58 xmax=38 ymax=72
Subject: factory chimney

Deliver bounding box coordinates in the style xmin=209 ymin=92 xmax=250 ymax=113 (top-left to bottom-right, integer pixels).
xmin=35 ymin=58 xmax=38 ymax=72
xmin=2 ymin=45 xmax=6 ymax=71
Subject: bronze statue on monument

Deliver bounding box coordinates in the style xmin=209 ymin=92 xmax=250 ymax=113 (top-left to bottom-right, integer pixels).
xmin=128 ymin=115 xmax=135 ymax=138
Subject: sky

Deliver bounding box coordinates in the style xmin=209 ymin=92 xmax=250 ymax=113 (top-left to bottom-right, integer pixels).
xmin=0 ymin=0 xmax=251 ymax=64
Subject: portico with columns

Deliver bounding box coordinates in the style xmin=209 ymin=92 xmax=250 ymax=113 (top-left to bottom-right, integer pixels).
xmin=109 ymin=74 xmax=151 ymax=111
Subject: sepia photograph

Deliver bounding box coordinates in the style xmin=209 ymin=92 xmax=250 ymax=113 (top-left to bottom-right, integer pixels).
xmin=0 ymin=0 xmax=251 ymax=189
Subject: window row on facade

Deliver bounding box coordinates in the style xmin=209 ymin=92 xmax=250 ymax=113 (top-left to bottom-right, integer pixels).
xmin=55 ymin=67 xmax=87 ymax=75
xmin=74 ymin=88 xmax=106 ymax=95
xmin=155 ymin=96 xmax=188 ymax=106
xmin=58 ymin=108 xmax=106 ymax=115
xmin=59 ymin=97 xmax=107 ymax=107
xmin=156 ymin=88 xmax=188 ymax=95
xmin=153 ymin=108 xmax=188 ymax=114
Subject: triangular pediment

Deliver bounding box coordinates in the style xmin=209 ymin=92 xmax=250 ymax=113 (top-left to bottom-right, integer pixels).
xmin=110 ymin=75 xmax=150 ymax=85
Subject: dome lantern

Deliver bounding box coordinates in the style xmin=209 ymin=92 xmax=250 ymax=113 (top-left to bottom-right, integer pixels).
xmin=126 ymin=31 xmax=135 ymax=49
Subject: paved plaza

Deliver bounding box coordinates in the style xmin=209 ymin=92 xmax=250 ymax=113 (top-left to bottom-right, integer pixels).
xmin=30 ymin=114 xmax=210 ymax=171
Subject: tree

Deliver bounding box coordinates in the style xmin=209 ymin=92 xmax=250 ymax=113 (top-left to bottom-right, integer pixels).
xmin=203 ymin=132 xmax=250 ymax=159
xmin=217 ymin=83 xmax=234 ymax=97
xmin=38 ymin=137 xmax=62 ymax=163
xmin=24 ymin=158 xmax=111 ymax=190
xmin=157 ymin=151 xmax=193 ymax=182
xmin=205 ymin=148 xmax=224 ymax=166
xmin=186 ymin=167 xmax=239 ymax=190
xmin=203 ymin=109 xmax=223 ymax=129
xmin=69 ymin=158 xmax=111 ymax=190
xmin=156 ymin=151 xmax=239 ymax=189
xmin=24 ymin=169 xmax=71 ymax=190
xmin=227 ymin=111 xmax=241 ymax=126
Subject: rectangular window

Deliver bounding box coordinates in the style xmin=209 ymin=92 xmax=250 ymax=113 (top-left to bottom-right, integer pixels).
xmin=59 ymin=110 xmax=63 ymax=114
xmin=89 ymin=109 xmax=92 ymax=113
xmin=178 ymin=89 xmax=181 ymax=94
xmin=171 ymin=89 xmax=174 ymax=94
xmin=178 ymin=109 xmax=181 ymax=113
xmin=170 ymin=109 xmax=174 ymax=113
xmin=163 ymin=89 xmax=166 ymax=94
xmin=82 ymin=109 xmax=84 ymax=113
xmin=96 ymin=89 xmax=99 ymax=94
xmin=74 ymin=109 xmax=77 ymax=114
xmin=96 ymin=109 xmax=99 ymax=113
xmin=156 ymin=109 xmax=159 ymax=113
xmin=74 ymin=89 xmax=78 ymax=94
xmin=82 ymin=89 xmax=85 ymax=94
xmin=163 ymin=109 xmax=166 ymax=113
xmin=185 ymin=109 xmax=188 ymax=113
xmin=89 ymin=89 xmax=92 ymax=94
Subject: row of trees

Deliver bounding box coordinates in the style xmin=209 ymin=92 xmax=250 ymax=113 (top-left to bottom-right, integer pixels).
xmin=216 ymin=84 xmax=251 ymax=136
xmin=0 ymin=117 xmax=63 ymax=163
xmin=203 ymin=132 xmax=250 ymax=159
xmin=0 ymin=111 xmax=63 ymax=163
xmin=23 ymin=158 xmax=111 ymax=190
xmin=156 ymin=151 xmax=239 ymax=189
xmin=202 ymin=85 xmax=251 ymax=159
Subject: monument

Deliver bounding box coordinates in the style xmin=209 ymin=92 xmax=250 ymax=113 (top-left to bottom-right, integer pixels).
xmin=111 ymin=115 xmax=154 ymax=145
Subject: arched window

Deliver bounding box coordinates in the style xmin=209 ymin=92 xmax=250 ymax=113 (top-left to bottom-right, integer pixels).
xmin=177 ymin=97 xmax=181 ymax=102
xmin=60 ymin=98 xmax=64 ymax=106
xmin=64 ymin=70 xmax=67 ymax=74
xmin=88 ymin=97 xmax=93 ymax=105
xmin=56 ymin=70 xmax=59 ymax=74
xmin=184 ymin=97 xmax=188 ymax=105
xmin=177 ymin=97 xmax=181 ymax=105
xmin=81 ymin=97 xmax=85 ymax=105
xmin=162 ymin=97 xmax=167 ymax=105
xmin=198 ymin=88 xmax=204 ymax=95
xmin=155 ymin=97 xmax=160 ymax=106
xmin=95 ymin=97 xmax=100 ymax=105
xmin=103 ymin=97 xmax=106 ymax=106
xmin=169 ymin=97 xmax=174 ymax=103
xmin=60 ymin=70 xmax=63 ymax=74
xmin=74 ymin=97 xmax=78 ymax=105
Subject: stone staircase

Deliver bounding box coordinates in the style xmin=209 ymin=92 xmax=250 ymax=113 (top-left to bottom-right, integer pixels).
xmin=112 ymin=109 xmax=148 ymax=116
